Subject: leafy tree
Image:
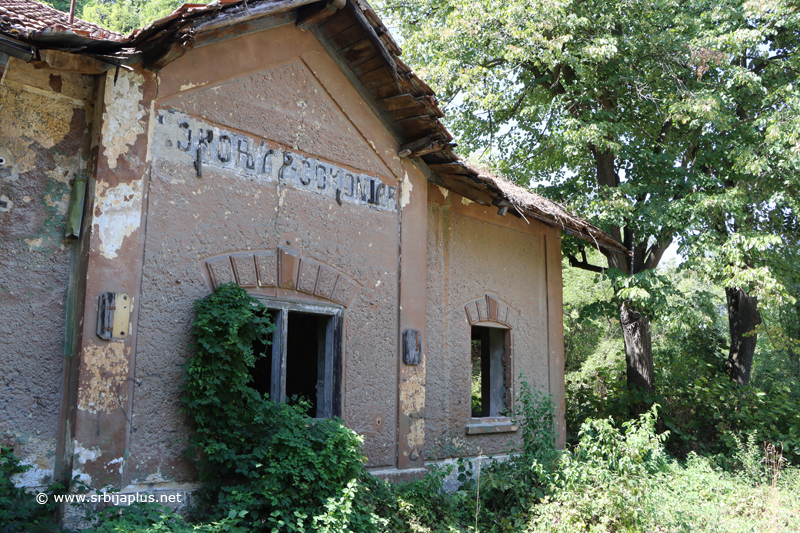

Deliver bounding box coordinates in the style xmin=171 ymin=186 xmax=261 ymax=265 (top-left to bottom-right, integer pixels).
xmin=44 ymin=0 xmax=208 ymax=35
xmin=377 ymin=0 xmax=800 ymax=392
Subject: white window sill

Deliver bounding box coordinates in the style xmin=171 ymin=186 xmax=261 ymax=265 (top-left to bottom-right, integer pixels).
xmin=465 ymin=418 xmax=518 ymax=435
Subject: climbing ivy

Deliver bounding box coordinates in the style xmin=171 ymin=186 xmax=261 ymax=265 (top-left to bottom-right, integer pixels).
xmin=180 ymin=284 xmax=382 ymax=531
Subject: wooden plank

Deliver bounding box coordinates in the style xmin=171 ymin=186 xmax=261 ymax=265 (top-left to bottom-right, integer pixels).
xmin=389 ymin=105 xmax=431 ymax=121
xmin=362 ymin=71 xmax=399 ymax=98
xmin=378 ymin=94 xmax=417 ymax=111
xmin=340 ymin=38 xmax=375 ymax=63
xmin=436 ymin=174 xmax=495 ymax=205
xmin=397 ymin=114 xmax=436 ymax=128
xmin=296 ymin=0 xmax=343 ymax=30
xmin=329 ymin=24 xmax=368 ymax=49
xmin=396 ymin=114 xmax=437 ymax=137
xmin=144 ymin=35 xmax=195 ymax=71
xmin=318 ymin=9 xmax=357 ymax=37
xmin=191 ymin=0 xmax=315 ymax=33
xmin=372 ymin=81 xmax=400 ymax=99
xmin=429 ymin=163 xmax=470 ymax=175
xmin=351 ymin=53 xmax=383 ymax=74
xmin=399 ymin=137 xmax=448 ymax=158
xmin=310 ymin=26 xmax=405 ymax=143
xmin=398 ymin=136 xmax=431 ymax=158
xmin=195 ymin=11 xmax=295 ymax=49
xmin=360 ymin=65 xmax=394 ymax=84
xmin=416 ymin=95 xmax=444 ymax=118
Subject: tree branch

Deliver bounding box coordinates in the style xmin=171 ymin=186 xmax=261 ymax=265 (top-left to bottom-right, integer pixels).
xmin=566 ymin=252 xmax=606 ymax=273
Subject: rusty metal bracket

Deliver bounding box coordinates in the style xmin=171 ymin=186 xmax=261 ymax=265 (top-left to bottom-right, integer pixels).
xmin=96 ymin=292 xmax=131 ymax=340
xmin=402 ymin=329 xmax=421 ymax=365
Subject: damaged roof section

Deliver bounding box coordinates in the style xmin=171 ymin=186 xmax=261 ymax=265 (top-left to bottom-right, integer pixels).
xmin=0 ymin=0 xmax=121 ymax=41
xmin=0 ymin=0 xmax=626 ymax=254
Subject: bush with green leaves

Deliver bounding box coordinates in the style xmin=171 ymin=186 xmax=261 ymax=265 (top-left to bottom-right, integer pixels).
xmin=82 ymin=502 xmax=247 ymax=533
xmin=530 ymin=406 xmax=668 ymax=532
xmin=180 ymin=284 xmax=382 ymax=531
xmin=0 ymin=445 xmax=63 ymax=533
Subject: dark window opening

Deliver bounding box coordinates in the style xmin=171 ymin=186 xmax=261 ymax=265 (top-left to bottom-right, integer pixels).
xmin=286 ymin=312 xmax=327 ymax=417
xmin=247 ymin=300 xmax=342 ymax=419
xmin=470 ymin=325 xmax=508 ymax=418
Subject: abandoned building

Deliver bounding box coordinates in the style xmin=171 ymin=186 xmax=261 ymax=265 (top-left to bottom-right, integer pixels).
xmin=0 ymin=0 xmax=625 ymax=499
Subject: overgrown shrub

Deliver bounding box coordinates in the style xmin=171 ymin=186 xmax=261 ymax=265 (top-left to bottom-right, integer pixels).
xmin=83 ymin=503 xmax=247 ymax=533
xmin=0 ymin=445 xmax=62 ymax=532
xmin=568 ymin=360 xmax=800 ymax=463
xmin=180 ymin=284 xmax=382 ymax=531
xmin=530 ymin=406 xmax=668 ymax=532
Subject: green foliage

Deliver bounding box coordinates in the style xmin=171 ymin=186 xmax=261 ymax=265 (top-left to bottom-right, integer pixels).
xmin=361 ymin=467 xmax=473 ymax=532
xmin=0 ymin=445 xmax=64 ymax=532
xmin=470 ymin=340 xmax=482 ymax=416
xmin=379 ymin=0 xmax=800 ymax=299
xmin=181 ymin=284 xmax=382 ymax=532
xmin=569 ymin=357 xmax=800 ymax=464
xmin=42 ymin=0 xmax=210 ymax=35
xmin=83 ymin=501 xmax=248 ymax=533
xmin=514 ymin=380 xmax=556 ymax=463
xmin=563 ymin=257 xmax=800 ymax=462
xmin=532 ymin=409 xmax=800 ymax=532
xmin=470 ymin=382 xmax=557 ymax=531
xmin=532 ymin=407 xmax=668 ymax=532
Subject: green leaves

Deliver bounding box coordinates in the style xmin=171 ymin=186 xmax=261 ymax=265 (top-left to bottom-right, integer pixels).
xmin=180 ymin=284 xmax=384 ymax=532
xmin=381 ymin=0 xmax=799 ymax=297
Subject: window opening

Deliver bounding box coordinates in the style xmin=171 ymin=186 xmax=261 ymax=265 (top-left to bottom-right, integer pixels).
xmin=248 ymin=298 xmax=342 ymax=419
xmin=286 ymin=312 xmax=328 ymax=417
xmin=470 ymin=325 xmax=508 ymax=418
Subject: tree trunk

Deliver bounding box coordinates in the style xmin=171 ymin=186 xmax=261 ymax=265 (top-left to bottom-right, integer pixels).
xmin=726 ymin=287 xmax=762 ymax=386
xmin=620 ymin=300 xmax=655 ymax=393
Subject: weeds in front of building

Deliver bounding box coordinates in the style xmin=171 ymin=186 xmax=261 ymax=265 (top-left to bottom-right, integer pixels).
xmin=2 ymin=284 xmax=798 ymax=532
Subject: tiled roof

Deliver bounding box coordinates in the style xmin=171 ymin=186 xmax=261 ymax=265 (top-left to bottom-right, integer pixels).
xmin=0 ymin=0 xmax=122 ymax=41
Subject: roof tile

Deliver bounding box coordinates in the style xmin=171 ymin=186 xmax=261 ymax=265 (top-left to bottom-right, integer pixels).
xmin=0 ymin=0 xmax=122 ymax=40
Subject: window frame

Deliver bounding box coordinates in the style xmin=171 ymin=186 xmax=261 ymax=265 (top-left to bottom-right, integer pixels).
xmin=253 ymin=296 xmax=344 ymax=419
xmin=466 ymin=322 xmax=517 ymax=434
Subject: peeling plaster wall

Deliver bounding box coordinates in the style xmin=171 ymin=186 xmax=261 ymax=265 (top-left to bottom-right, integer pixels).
xmin=0 ymin=58 xmax=94 ymax=487
xmin=71 ymin=67 xmax=155 ymax=489
xmin=425 ymin=184 xmax=555 ymax=459
xmin=127 ymin=24 xmax=406 ymax=484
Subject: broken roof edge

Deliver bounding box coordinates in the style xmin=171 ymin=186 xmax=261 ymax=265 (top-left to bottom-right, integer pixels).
xmin=422 ymin=159 xmax=627 ymax=254
xmin=0 ymin=0 xmax=123 ymax=42
xmin=0 ymin=0 xmax=625 ymax=254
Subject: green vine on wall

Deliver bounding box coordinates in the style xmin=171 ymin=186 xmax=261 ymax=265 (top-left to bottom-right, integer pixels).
xmin=180 ymin=284 xmax=381 ymax=531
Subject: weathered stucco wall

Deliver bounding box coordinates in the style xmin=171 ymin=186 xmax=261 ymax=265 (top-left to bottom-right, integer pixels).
xmin=0 ymin=56 xmax=95 ymax=487
xmin=425 ymin=183 xmax=562 ymax=459
xmin=127 ymin=22 xmax=416 ymax=483
xmin=0 ymin=16 xmax=565 ymax=489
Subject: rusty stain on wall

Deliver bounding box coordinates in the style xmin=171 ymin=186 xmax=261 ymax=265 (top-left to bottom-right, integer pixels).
xmin=93 ymin=180 xmax=144 ymax=259
xmin=77 ymin=342 xmax=130 ymax=414
xmin=102 ymin=70 xmax=146 ymax=169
